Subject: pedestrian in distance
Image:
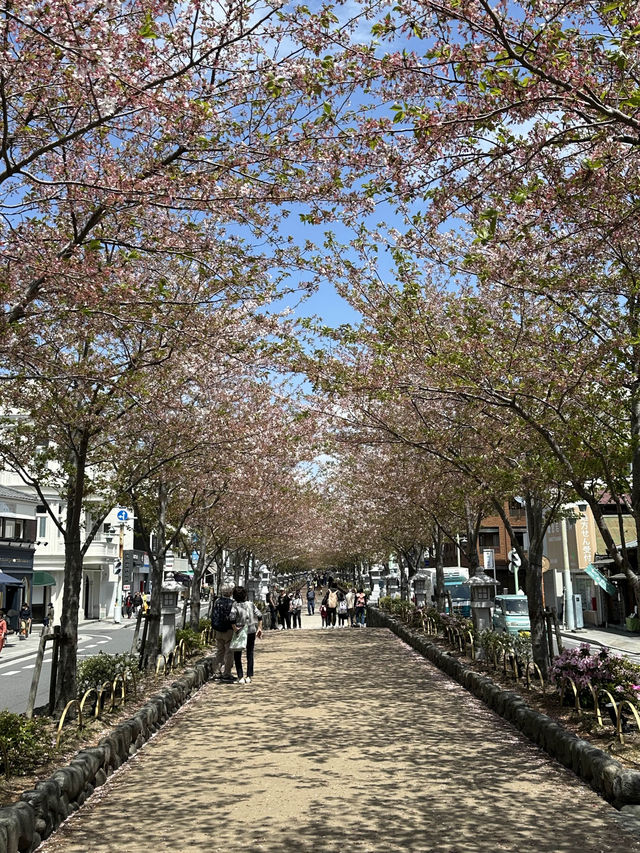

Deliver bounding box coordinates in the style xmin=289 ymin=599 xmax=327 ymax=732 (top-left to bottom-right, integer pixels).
xmin=355 ymin=588 xmax=367 ymax=627
xmin=229 ymin=585 xmax=263 ymax=685
xmin=346 ymin=587 xmax=356 ymax=626
xmin=211 ymin=584 xmax=236 ymax=682
xmin=0 ymin=609 xmax=7 ymax=656
xmin=323 ymin=585 xmax=339 ymax=628
xmin=125 ymin=594 xmax=133 ymax=618
xmin=266 ymin=590 xmax=278 ymax=630
xmin=133 ymin=591 xmax=142 ymax=613
xmin=44 ymin=601 xmax=54 ymax=628
xmin=278 ymin=589 xmax=291 ymax=629
xmin=19 ymin=602 xmax=31 ymax=638
xmin=306 ymin=585 xmax=316 ymax=615
xmin=291 ymin=589 xmax=303 ymax=628
xmin=320 ymin=602 xmax=328 ymax=628
xmin=337 ymin=595 xmax=348 ymax=627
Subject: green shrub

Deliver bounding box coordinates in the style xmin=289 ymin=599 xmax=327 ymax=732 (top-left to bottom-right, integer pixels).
xmin=0 ymin=712 xmax=51 ymax=778
xmin=76 ymin=652 xmax=136 ymax=694
xmin=198 ymin=618 xmax=210 ymax=632
xmin=176 ymin=627 xmax=204 ymax=653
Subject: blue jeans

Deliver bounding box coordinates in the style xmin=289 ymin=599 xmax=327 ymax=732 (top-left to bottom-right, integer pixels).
xmin=307 ymin=600 xmax=315 ymax=614
xmin=355 ymin=606 xmax=365 ymax=626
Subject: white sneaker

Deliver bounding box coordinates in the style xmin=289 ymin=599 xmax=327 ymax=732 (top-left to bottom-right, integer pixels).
xmin=238 ymin=677 xmax=246 ymax=684
xmin=245 ymin=677 xmax=252 ymax=684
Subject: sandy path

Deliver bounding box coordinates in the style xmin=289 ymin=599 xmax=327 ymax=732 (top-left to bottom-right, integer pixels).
xmin=38 ymin=627 xmax=640 ymax=853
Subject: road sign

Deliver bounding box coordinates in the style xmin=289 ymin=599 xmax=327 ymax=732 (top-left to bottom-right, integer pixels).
xmin=508 ymin=548 xmax=521 ymax=567
xmin=123 ymin=584 xmax=131 ymax=592
xmin=116 ymin=509 xmax=129 ymax=522
xmin=483 ymin=549 xmax=495 ymax=571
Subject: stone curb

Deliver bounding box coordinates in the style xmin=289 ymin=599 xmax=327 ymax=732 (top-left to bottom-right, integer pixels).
xmin=367 ymin=607 xmax=640 ymax=813
xmin=0 ymin=655 xmax=217 ymax=853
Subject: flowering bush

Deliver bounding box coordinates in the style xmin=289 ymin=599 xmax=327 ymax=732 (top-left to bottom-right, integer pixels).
xmin=549 ymin=644 xmax=615 ymax=692
xmin=605 ymin=654 xmax=640 ymax=702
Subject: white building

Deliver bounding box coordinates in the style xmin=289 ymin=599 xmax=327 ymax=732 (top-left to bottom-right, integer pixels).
xmin=0 ymin=471 xmax=134 ymax=623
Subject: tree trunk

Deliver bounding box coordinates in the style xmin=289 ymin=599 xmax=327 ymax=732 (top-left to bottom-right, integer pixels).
xmin=524 ymin=493 xmax=550 ymax=677
xmin=55 ymin=436 xmax=89 ymax=710
xmin=56 ymin=535 xmax=83 ymax=710
xmin=398 ymin=552 xmax=408 ymax=600
xmin=145 ymin=480 xmax=168 ymax=663
xmin=434 ymin=528 xmax=446 ymax=612
xmin=189 ymin=546 xmax=210 ymax=629
xmin=464 ymin=500 xmax=482 ymax=575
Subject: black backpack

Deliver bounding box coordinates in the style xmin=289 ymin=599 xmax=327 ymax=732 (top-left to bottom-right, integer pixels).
xmin=211 ymin=596 xmax=233 ymax=632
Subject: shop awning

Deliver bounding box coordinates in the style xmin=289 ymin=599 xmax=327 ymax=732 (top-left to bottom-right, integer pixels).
xmin=584 ymin=564 xmax=617 ymax=596
xmin=0 ymin=571 xmax=22 ymax=585
xmin=33 ymin=571 xmax=56 ymax=587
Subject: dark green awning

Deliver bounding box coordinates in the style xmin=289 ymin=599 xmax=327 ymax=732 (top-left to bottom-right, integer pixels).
xmin=32 ymin=571 xmax=56 ymax=586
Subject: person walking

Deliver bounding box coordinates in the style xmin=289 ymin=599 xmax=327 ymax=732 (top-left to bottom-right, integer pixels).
xmin=133 ymin=591 xmax=142 ymax=613
xmin=337 ymin=595 xmax=348 ymax=627
xmin=320 ymin=601 xmax=328 ymax=628
xmin=278 ymin=589 xmax=291 ymax=629
xmin=0 ymin=610 xmax=7 ymax=656
xmin=211 ymin=584 xmax=236 ymax=682
xmin=306 ymin=585 xmax=316 ymax=615
xmin=291 ymin=590 xmax=303 ymax=628
xmin=355 ymin=588 xmax=367 ymax=627
xmin=324 ymin=585 xmax=339 ymax=628
xmin=346 ymin=587 xmax=356 ymax=627
xmin=266 ymin=590 xmax=278 ymax=630
xmin=229 ymin=586 xmax=263 ymax=684
xmin=19 ymin=602 xmax=31 ymax=638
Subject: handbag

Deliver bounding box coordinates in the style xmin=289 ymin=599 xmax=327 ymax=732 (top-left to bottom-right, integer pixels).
xmin=230 ymin=625 xmax=248 ymax=651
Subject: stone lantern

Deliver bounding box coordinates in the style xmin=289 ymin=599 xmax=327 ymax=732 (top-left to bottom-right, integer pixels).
xmin=259 ymin=565 xmax=270 ymax=602
xmin=160 ymin=572 xmax=184 ymax=657
xmin=467 ymin=573 xmax=499 ymax=633
xmin=413 ymin=570 xmax=430 ymax=607
xmin=368 ymin=565 xmax=382 ymax=603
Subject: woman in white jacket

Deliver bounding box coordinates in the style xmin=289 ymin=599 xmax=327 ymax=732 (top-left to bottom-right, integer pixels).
xmin=230 ymin=586 xmax=263 ymax=684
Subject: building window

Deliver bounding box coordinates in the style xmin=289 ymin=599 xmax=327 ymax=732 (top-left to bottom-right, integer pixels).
xmin=38 ymin=516 xmax=47 ymax=539
xmin=479 ymin=529 xmax=500 ymax=549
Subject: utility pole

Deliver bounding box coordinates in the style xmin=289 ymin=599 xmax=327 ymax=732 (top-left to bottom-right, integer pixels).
xmin=560 ymin=517 xmax=575 ymax=631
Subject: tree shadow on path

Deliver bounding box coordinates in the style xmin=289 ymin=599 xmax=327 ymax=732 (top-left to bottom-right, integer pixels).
xmin=39 ymin=628 xmax=640 ymax=853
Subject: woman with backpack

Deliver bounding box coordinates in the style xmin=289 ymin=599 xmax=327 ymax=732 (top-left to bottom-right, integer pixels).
xmin=323 ymin=585 xmax=339 ymax=628
xmin=337 ymin=595 xmax=348 ymax=627
xmin=229 ymin=585 xmax=263 ymax=684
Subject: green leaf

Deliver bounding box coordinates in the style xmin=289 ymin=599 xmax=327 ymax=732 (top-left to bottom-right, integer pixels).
xmin=139 ymin=12 xmax=158 ymax=39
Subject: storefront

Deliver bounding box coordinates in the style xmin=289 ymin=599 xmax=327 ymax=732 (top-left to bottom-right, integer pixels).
xmin=0 ymin=544 xmax=34 ymax=623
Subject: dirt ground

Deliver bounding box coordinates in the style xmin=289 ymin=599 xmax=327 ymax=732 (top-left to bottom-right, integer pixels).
xmin=37 ymin=627 xmax=640 ymax=853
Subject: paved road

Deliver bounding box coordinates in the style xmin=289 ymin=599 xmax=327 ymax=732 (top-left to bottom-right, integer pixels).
xmin=39 ymin=626 xmax=640 ymax=853
xmin=0 ymin=621 xmax=137 ymax=714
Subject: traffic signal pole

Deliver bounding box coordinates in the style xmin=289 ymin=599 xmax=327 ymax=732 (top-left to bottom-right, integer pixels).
xmin=114 ymin=522 xmax=124 ymax=624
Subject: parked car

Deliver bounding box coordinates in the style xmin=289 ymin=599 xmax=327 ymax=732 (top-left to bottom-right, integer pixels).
xmin=492 ymin=594 xmax=530 ymax=635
